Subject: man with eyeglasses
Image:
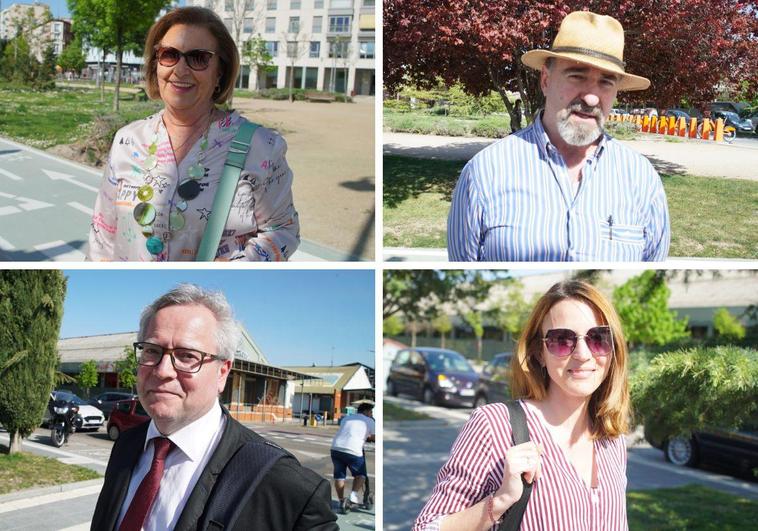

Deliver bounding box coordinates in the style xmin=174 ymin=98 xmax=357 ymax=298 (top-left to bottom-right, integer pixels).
xmin=91 ymin=284 xmax=337 ymax=531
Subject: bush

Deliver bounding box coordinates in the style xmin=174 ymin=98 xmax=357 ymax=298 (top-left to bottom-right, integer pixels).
xmin=605 ymin=121 xmax=639 ymax=140
xmin=383 ymin=98 xmax=412 ymax=112
xmin=631 ymin=346 xmax=758 ymax=443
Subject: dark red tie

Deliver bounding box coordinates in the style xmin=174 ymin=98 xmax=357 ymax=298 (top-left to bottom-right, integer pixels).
xmin=119 ymin=437 xmax=175 ymax=531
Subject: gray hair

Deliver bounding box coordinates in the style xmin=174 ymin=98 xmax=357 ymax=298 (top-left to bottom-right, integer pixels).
xmin=138 ymin=284 xmax=240 ymax=362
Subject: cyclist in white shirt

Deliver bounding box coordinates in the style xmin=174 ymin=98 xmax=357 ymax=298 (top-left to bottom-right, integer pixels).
xmin=330 ymin=402 xmax=375 ymax=514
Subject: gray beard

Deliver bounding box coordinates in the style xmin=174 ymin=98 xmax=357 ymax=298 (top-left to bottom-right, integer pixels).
xmin=556 ymin=109 xmax=605 ymax=146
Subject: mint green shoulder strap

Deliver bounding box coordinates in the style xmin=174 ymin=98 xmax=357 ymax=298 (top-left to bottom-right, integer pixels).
xmin=196 ymin=121 xmax=260 ymax=261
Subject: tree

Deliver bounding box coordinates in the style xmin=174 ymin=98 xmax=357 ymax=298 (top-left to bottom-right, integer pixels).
xmin=77 ymin=360 xmax=99 ymax=398
xmin=383 ymin=315 xmax=405 ymax=337
xmin=463 ymin=311 xmax=484 ymax=362
xmin=241 ymin=34 xmax=272 ymax=90
xmin=713 ymin=308 xmax=746 ymax=342
xmin=385 ymin=0 xmax=758 ymax=128
xmin=281 ymin=31 xmax=310 ymax=102
xmin=612 ymin=271 xmax=690 ymax=349
xmin=632 ymin=346 xmax=758 ymax=445
xmin=58 ymin=36 xmax=87 ymax=74
xmin=485 ymin=279 xmax=535 ymax=343
xmin=431 ymin=313 xmax=453 ymax=348
xmin=116 ymin=345 xmax=138 ymax=392
xmin=69 ymin=0 xmax=170 ymax=111
xmin=0 ymin=271 xmax=67 ymax=454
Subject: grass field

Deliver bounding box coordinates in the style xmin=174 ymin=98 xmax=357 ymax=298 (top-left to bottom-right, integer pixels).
xmin=0 ymin=87 xmax=162 ymax=149
xmin=384 ymin=109 xmax=513 ymax=138
xmin=383 ymin=155 xmax=758 ymax=258
xmin=627 ymin=484 xmax=758 ymax=530
xmin=383 ymin=401 xmax=433 ymax=421
xmin=0 ymin=451 xmax=100 ymax=495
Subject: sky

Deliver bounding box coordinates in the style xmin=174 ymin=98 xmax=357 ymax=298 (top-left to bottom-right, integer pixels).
xmin=42 ymin=0 xmax=186 ymax=19
xmin=60 ymin=269 xmax=375 ymax=368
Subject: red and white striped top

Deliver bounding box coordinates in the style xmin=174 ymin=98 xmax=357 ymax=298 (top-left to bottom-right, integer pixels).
xmin=413 ymin=400 xmax=628 ymax=531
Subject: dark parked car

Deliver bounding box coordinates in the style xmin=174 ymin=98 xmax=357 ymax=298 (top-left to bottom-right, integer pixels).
xmin=386 ymin=347 xmax=479 ymax=407
xmin=713 ymin=111 xmax=754 ymax=133
xmin=474 ymin=352 xmax=513 ymax=408
xmin=663 ymin=109 xmax=691 ymax=122
xmin=739 ymin=109 xmax=758 ymax=133
xmin=645 ymin=414 xmax=758 ymax=478
xmin=89 ymin=391 xmax=137 ymax=419
xmin=107 ymin=398 xmax=149 ymax=441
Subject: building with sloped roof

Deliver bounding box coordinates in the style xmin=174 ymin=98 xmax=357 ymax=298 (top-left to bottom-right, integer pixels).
xmin=284 ymin=363 xmax=374 ymax=420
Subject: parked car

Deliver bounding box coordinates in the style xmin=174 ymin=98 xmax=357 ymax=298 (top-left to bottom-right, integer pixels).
xmin=386 ymin=347 xmax=480 ymax=407
xmin=663 ymin=109 xmax=691 ymax=122
xmin=644 ymin=414 xmax=758 ymax=478
xmin=107 ymin=398 xmax=149 ymax=441
xmin=738 ymin=108 xmax=758 ymax=133
xmin=88 ymin=391 xmax=137 ymax=419
xmin=41 ymin=391 xmax=104 ymax=432
xmin=474 ymin=352 xmax=513 ymax=408
xmin=713 ymin=111 xmax=754 ymax=133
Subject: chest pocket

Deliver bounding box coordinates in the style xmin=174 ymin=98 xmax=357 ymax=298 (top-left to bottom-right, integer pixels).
xmin=598 ymin=219 xmax=645 ymax=261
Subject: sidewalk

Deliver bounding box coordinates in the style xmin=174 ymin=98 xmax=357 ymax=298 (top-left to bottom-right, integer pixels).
xmin=384 ymin=131 xmax=758 ymax=180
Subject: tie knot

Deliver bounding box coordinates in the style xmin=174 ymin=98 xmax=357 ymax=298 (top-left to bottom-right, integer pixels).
xmin=152 ymin=437 xmax=174 ymax=461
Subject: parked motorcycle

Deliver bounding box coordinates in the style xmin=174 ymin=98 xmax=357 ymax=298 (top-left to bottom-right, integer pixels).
xmin=49 ymin=398 xmax=78 ymax=447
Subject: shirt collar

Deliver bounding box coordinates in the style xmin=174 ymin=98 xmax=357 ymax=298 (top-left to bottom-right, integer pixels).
xmin=144 ymin=400 xmax=224 ymax=462
xmin=533 ymin=111 xmax=609 ymax=162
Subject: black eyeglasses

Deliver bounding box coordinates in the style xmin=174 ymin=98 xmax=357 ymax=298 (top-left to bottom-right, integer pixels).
xmin=134 ymin=341 xmax=219 ymax=373
xmin=541 ymin=326 xmax=614 ymax=358
xmin=155 ymin=46 xmax=216 ymax=71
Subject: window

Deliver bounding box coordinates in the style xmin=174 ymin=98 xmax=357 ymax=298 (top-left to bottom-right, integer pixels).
xmin=225 ymin=0 xmax=234 ymax=11
xmin=223 ymin=18 xmax=233 ymax=34
xmin=265 ymin=41 xmax=279 ymax=56
xmin=314 ymin=0 xmax=324 ymax=7
xmin=309 ymin=41 xmax=320 ymax=58
xmin=267 ymin=0 xmax=277 ymax=9
xmin=328 ymin=39 xmax=349 ymax=58
xmin=330 ymin=0 xmax=352 ymax=8
xmin=288 ymin=16 xmax=300 ymax=33
xmin=286 ymin=41 xmax=299 ymax=58
xmin=312 ymin=16 xmax=322 ymax=33
xmin=290 ymin=0 xmax=301 ymax=8
xmin=243 ymin=18 xmax=254 ymax=33
xmin=265 ymin=17 xmax=276 ymax=33
xmin=359 ymin=39 xmax=374 ymax=58
xmin=328 ymin=15 xmax=351 ymax=33
xmin=362 ymin=0 xmax=375 ymax=6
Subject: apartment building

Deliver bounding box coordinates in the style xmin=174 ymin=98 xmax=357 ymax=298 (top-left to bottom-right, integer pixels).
xmin=189 ymin=0 xmax=375 ymax=95
xmin=0 ymin=2 xmax=72 ymax=60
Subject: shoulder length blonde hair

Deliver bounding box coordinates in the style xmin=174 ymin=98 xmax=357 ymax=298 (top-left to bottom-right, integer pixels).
xmin=511 ymin=280 xmax=630 ymax=439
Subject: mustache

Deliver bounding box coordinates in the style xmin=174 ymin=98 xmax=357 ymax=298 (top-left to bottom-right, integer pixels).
xmin=566 ymin=101 xmax=603 ymax=118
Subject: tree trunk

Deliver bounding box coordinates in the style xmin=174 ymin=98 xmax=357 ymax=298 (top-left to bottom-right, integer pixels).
xmin=477 ymin=337 xmax=483 ymax=363
xmin=100 ymin=50 xmax=106 ymax=103
xmin=440 ymin=333 xmax=446 ymax=349
xmin=411 ymin=326 xmax=417 ymax=348
xmin=8 ymin=430 xmax=22 ymax=454
xmin=113 ymin=46 xmax=122 ymax=112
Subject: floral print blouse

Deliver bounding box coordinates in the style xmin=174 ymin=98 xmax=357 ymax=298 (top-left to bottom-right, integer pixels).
xmin=87 ymin=109 xmax=299 ymax=261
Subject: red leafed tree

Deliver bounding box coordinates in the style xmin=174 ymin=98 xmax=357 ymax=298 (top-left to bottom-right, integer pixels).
xmin=384 ymin=0 xmax=758 ymax=127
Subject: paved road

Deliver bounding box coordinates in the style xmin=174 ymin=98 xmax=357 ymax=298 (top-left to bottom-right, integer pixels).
xmin=383 ymin=131 xmax=758 ymax=180
xmin=0 ymin=136 xmax=346 ymax=261
xmin=0 ymin=422 xmax=374 ymax=531
xmin=383 ymin=396 xmax=758 ymax=531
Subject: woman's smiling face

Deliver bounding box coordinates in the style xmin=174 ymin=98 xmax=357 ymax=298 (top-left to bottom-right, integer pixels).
xmin=156 ymin=24 xmax=221 ymax=114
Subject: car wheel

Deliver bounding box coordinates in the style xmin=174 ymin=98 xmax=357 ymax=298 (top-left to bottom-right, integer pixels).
xmin=387 ymin=380 xmax=397 ymax=397
xmin=108 ymin=425 xmax=120 ymax=441
xmin=422 ymin=387 xmax=435 ymax=405
xmin=474 ymin=395 xmax=488 ymax=409
xmin=664 ymin=436 xmax=698 ymax=467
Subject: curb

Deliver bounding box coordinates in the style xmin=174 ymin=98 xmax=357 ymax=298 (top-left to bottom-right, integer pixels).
xmin=0 ymin=478 xmax=103 ymax=505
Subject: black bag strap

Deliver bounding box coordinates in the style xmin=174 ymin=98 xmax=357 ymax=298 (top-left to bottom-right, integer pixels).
xmin=498 ymin=400 xmax=533 ymax=531
xmin=201 ymin=439 xmax=288 ymax=531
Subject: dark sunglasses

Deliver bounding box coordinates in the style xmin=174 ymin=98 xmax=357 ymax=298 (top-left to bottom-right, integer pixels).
xmin=155 ymin=46 xmax=216 ymax=71
xmin=542 ymin=326 xmax=614 ymax=357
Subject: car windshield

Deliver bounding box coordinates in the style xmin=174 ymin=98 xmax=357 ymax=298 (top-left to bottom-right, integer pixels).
xmin=424 ymin=351 xmax=473 ymax=372
xmin=56 ymin=392 xmax=85 ymax=405
xmin=721 ymin=111 xmax=739 ymax=120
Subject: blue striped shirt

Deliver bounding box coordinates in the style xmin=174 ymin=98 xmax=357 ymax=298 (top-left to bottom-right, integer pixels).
xmin=447 ymin=113 xmax=670 ymax=261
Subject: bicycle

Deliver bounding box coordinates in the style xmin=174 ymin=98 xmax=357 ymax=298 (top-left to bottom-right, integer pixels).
xmin=696 ymin=118 xmax=736 ymax=144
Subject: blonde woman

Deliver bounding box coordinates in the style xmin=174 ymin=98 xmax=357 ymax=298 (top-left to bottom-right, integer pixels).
xmin=414 ymin=280 xmax=630 ymax=530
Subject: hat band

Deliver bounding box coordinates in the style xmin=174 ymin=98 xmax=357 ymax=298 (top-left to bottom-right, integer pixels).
xmin=551 ymin=46 xmax=626 ymax=70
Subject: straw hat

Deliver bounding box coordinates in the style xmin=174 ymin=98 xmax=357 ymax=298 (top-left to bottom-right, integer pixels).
xmin=521 ymin=11 xmax=650 ymax=92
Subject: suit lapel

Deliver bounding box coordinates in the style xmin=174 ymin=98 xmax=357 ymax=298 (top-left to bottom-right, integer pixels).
xmin=92 ymin=422 xmax=149 ymax=531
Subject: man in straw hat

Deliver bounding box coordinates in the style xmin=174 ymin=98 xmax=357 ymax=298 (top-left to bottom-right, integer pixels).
xmin=447 ymin=11 xmax=670 ymax=262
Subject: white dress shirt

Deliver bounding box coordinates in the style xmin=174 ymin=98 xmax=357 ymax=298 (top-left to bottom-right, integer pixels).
xmin=116 ymin=401 xmax=226 ymax=531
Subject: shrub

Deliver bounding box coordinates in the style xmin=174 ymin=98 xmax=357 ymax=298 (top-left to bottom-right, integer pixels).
xmin=631 ymin=346 xmax=758 ymax=443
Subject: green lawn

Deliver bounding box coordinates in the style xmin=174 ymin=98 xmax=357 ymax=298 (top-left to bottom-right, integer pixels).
xmin=0 ymin=451 xmax=100 ymax=495
xmin=0 ymin=87 xmax=162 ymax=149
xmin=383 ymin=155 xmax=758 ymax=258
xmin=384 ymin=109 xmax=512 ymax=138
xmin=628 ymin=484 xmax=758 ymax=530
xmin=383 ymin=400 xmax=433 ymax=421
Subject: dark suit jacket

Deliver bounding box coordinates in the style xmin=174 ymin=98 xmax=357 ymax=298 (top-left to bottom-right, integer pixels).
xmin=91 ymin=410 xmax=338 ymax=531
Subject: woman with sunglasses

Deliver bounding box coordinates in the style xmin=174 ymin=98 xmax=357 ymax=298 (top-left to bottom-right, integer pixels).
xmin=87 ymin=6 xmax=299 ymax=261
xmin=414 ymin=280 xmax=629 ymax=530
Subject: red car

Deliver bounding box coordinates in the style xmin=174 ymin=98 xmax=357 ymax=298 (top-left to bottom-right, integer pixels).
xmin=107 ymin=398 xmax=149 ymax=441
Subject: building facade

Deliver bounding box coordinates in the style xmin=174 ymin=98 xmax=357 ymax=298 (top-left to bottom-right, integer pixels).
xmin=0 ymin=2 xmax=72 ymax=61
xmin=284 ymin=363 xmax=374 ymax=420
xmin=188 ymin=0 xmax=375 ymax=95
